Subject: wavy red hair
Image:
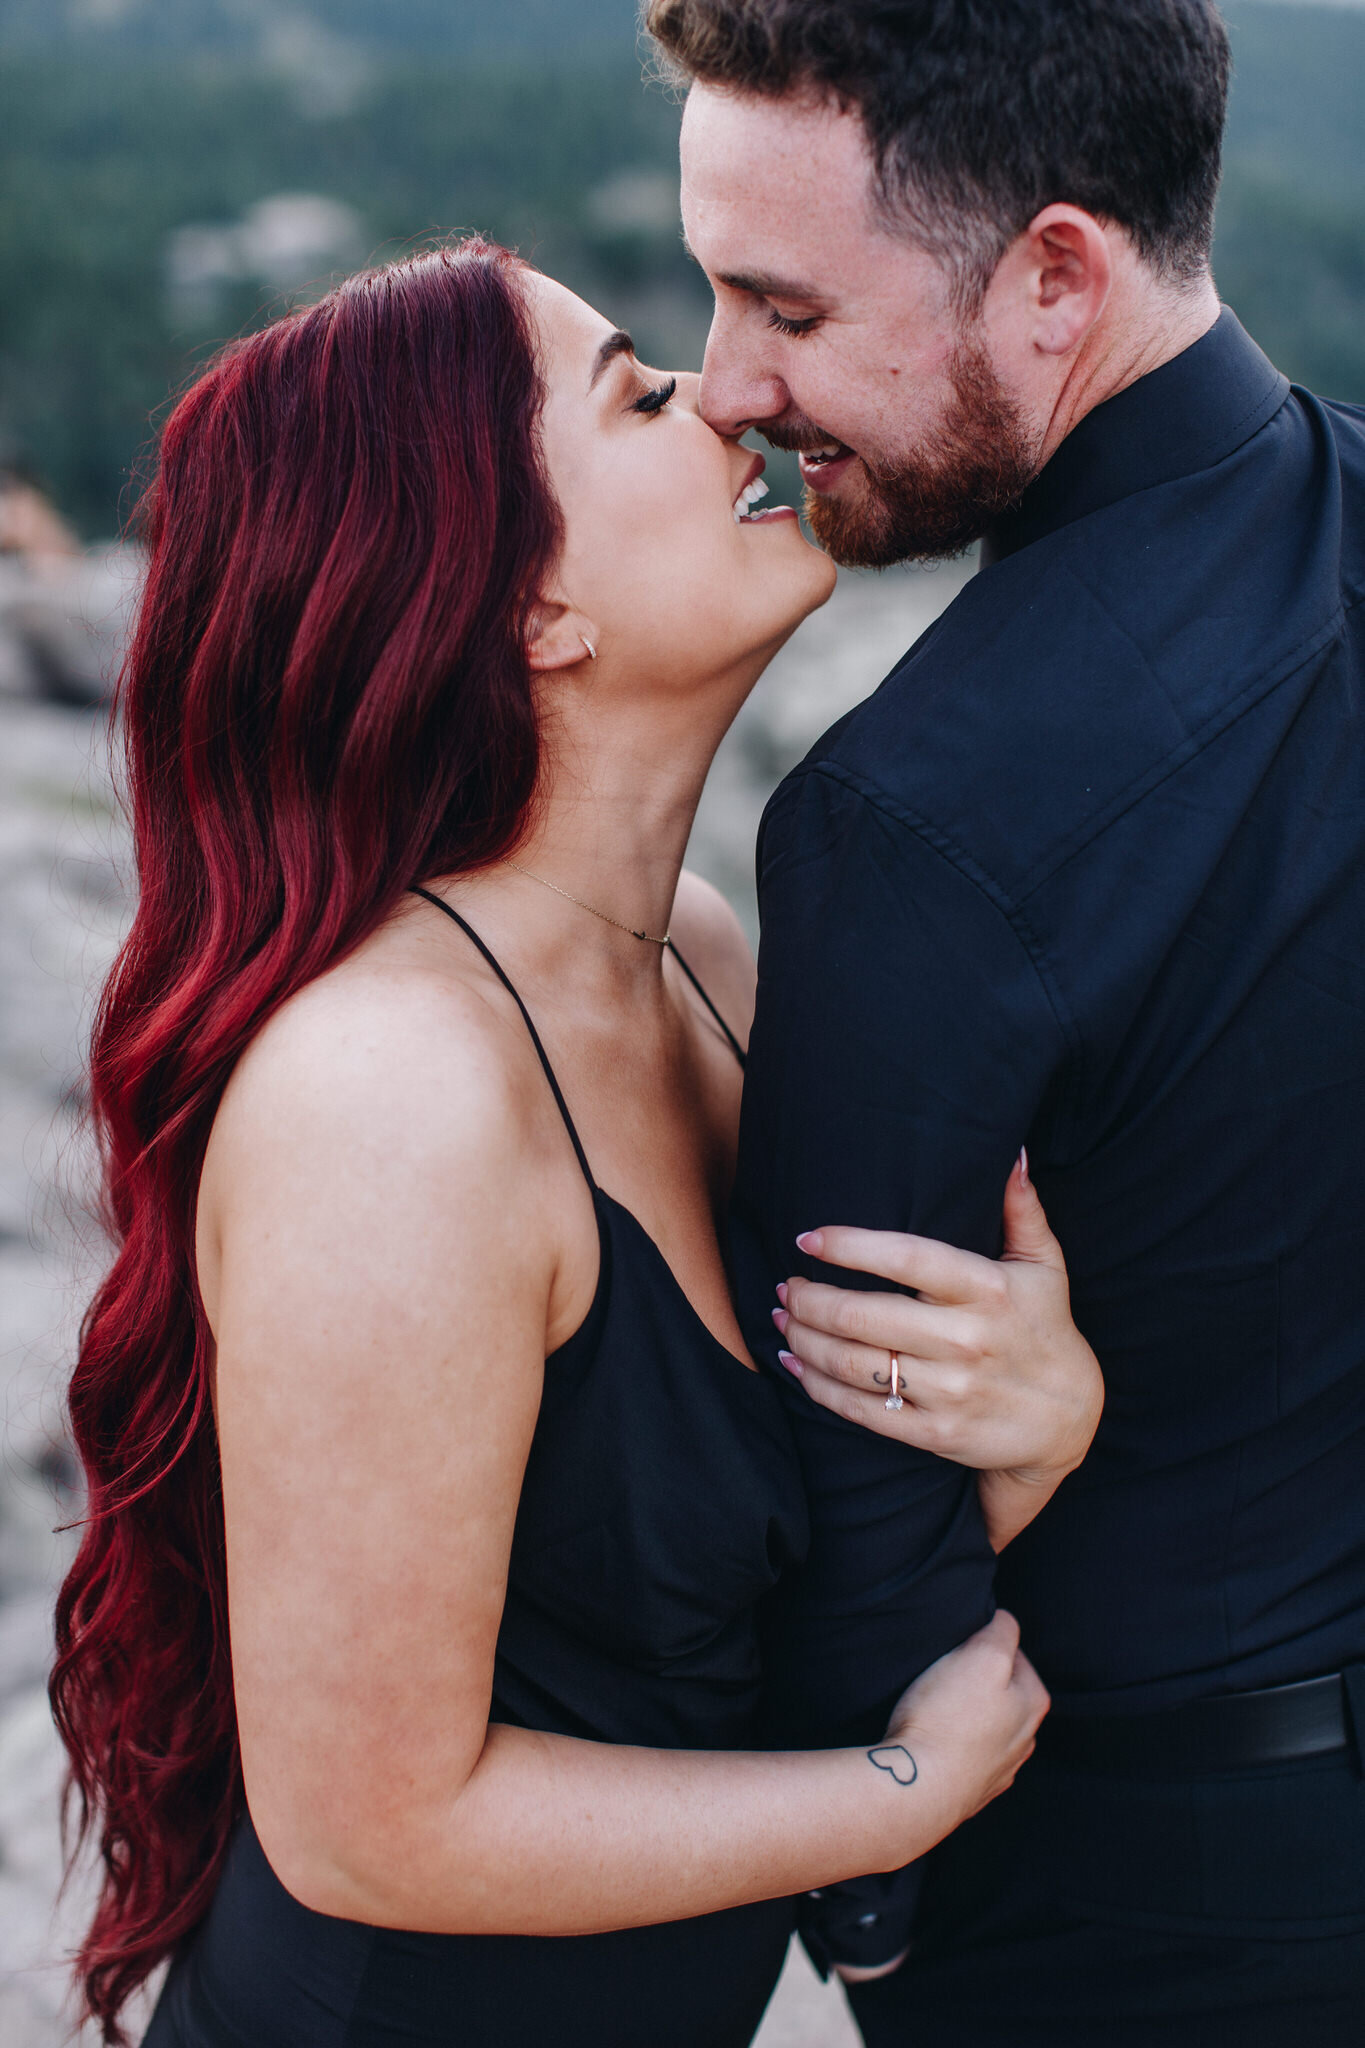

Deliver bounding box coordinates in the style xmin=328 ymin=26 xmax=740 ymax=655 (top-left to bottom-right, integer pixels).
xmin=49 ymin=238 xmax=562 ymax=2042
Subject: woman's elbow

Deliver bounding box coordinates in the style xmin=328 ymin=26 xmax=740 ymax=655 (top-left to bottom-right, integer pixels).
xmin=248 ymin=1780 xmax=475 ymax=1929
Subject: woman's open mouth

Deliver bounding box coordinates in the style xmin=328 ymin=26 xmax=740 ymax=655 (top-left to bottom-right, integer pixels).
xmin=732 ymin=477 xmax=798 ymax=526
xmin=798 ymin=442 xmax=857 ymax=493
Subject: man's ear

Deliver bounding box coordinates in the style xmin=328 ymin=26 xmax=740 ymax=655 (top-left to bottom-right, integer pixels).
xmin=996 ymin=204 xmax=1113 ymax=359
xmin=526 ymin=599 xmax=601 ymax=675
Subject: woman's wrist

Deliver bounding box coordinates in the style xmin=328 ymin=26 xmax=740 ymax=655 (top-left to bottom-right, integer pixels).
xmin=977 ymin=1466 xmax=1065 ymax=1551
xmin=840 ymin=1730 xmax=967 ymax=1878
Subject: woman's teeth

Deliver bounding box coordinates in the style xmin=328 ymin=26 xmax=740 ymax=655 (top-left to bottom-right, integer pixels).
xmin=732 ymin=478 xmax=771 ymax=523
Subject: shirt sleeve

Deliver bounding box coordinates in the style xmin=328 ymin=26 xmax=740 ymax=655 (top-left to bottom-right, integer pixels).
xmin=732 ymin=763 xmax=1074 ymax=1971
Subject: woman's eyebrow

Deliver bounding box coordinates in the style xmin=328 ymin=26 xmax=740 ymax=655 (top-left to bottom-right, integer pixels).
xmin=589 ymin=330 xmax=635 ymax=390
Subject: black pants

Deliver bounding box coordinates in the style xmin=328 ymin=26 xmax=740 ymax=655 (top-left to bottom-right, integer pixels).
xmin=849 ymin=1747 xmax=1365 ymax=2047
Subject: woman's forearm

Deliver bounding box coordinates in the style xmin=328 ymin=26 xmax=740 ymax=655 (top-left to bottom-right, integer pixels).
xmin=271 ymin=1722 xmax=961 ymax=1934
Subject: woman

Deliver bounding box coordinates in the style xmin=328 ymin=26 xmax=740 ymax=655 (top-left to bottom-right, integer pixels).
xmin=52 ymin=241 xmax=1095 ymax=2048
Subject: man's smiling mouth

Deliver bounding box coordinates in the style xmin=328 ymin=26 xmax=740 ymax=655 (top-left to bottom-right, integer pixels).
xmin=798 ymin=441 xmax=857 ymax=491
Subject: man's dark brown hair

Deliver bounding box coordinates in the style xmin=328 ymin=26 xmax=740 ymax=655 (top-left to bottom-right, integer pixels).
xmin=645 ymin=0 xmax=1231 ymax=306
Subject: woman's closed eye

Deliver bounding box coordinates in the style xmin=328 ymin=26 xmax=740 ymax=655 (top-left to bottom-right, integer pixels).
xmin=629 ymin=375 xmax=677 ymax=417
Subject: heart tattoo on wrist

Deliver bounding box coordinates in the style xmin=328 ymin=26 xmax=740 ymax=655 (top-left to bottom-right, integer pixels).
xmin=867 ymin=1744 xmax=918 ymax=1786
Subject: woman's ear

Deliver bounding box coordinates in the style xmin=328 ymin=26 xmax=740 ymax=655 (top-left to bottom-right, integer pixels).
xmin=526 ymin=599 xmax=601 ymax=675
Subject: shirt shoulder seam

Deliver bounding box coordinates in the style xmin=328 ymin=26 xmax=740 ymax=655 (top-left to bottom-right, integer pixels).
xmin=1012 ymin=588 xmax=1355 ymax=898
xmin=783 ymin=759 xmax=1083 ymax=1063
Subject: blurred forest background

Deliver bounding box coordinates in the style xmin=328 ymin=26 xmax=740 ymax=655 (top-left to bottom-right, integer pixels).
xmin=0 ymin=0 xmax=1363 ymax=539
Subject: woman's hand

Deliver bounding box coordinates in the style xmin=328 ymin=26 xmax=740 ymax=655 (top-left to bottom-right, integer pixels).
xmin=773 ymin=1155 xmax=1103 ymax=1548
xmin=881 ymin=1608 xmax=1049 ymax=1825
xmin=832 ymin=1607 xmax=1048 ymax=1986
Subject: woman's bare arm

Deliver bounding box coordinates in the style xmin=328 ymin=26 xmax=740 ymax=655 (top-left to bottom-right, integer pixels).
xmin=201 ymin=961 xmax=1045 ymax=1935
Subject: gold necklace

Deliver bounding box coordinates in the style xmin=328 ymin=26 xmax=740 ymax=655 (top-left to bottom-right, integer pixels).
xmin=504 ymin=859 xmax=671 ymax=945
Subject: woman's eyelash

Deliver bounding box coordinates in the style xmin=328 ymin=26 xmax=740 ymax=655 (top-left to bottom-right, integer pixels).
xmin=630 ymin=376 xmax=677 ymax=416
xmin=767 ymin=309 xmax=821 ymax=339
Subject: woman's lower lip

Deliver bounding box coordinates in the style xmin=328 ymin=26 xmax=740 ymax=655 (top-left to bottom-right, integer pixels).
xmin=739 ymin=504 xmax=800 ymax=526
xmin=798 ymin=449 xmax=857 ymax=494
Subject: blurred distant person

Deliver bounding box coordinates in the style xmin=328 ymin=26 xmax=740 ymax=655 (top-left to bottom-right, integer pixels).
xmin=651 ymin=0 xmax=1365 ymax=2039
xmin=0 ymin=463 xmax=79 ymax=562
xmin=50 ymin=240 xmax=1105 ymax=2048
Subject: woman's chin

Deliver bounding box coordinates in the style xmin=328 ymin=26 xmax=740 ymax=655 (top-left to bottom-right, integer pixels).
xmin=808 ymin=548 xmax=840 ymax=608
xmin=751 ymin=550 xmax=840 ymax=656
xmin=787 ymin=530 xmax=839 ymax=614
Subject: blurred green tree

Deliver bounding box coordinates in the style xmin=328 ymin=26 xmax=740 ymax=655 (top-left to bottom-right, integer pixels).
xmin=0 ymin=1 xmax=1360 ymax=535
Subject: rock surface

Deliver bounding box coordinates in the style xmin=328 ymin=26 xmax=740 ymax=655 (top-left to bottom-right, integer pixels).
xmin=0 ymin=556 xmax=970 ymax=2044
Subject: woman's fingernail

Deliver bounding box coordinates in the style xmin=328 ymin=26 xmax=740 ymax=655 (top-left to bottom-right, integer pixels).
xmin=796 ymin=1230 xmax=823 ymax=1256
xmin=1018 ymin=1146 xmax=1029 ymax=1186
xmin=775 ymin=1281 xmax=789 ymax=1308
xmin=778 ymin=1350 xmax=804 ymax=1377
xmin=772 ymin=1307 xmax=789 ymax=1334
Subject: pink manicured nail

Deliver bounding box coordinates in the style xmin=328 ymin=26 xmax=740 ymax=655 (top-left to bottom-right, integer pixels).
xmin=775 ymin=1282 xmax=789 ymax=1308
xmin=1018 ymin=1146 xmax=1030 ymax=1186
xmin=796 ymin=1230 xmax=824 ymax=1256
xmin=778 ymin=1350 xmax=804 ymax=1377
xmin=772 ymin=1308 xmax=789 ymax=1334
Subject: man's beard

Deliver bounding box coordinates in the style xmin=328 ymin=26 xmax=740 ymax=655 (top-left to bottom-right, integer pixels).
xmin=771 ymin=333 xmax=1040 ymax=569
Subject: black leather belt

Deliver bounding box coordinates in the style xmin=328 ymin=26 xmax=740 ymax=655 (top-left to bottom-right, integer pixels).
xmin=1037 ymin=1667 xmax=1365 ymax=1776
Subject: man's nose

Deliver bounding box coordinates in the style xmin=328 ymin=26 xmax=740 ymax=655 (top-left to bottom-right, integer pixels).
xmin=698 ymin=311 xmax=790 ymax=439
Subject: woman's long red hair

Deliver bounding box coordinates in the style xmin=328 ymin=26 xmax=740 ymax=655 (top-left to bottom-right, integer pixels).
xmin=49 ymin=239 xmax=562 ymax=2042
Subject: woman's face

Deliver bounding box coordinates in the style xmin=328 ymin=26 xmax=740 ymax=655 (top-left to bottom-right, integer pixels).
xmin=527 ymin=273 xmax=836 ymax=690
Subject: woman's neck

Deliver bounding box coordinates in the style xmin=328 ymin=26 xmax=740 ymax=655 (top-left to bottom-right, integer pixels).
xmin=523 ymin=760 xmax=707 ymax=947
xmin=446 ymin=657 xmax=756 ymax=995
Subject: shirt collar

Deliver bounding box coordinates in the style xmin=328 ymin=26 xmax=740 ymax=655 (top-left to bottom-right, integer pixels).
xmin=981 ymin=308 xmax=1290 ymax=564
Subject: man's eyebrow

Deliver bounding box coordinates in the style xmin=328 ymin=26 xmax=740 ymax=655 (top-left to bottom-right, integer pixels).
xmin=679 ymin=233 xmax=822 ymax=303
xmin=589 ymin=330 xmax=635 ymax=390
xmin=719 ymin=267 xmax=823 ymax=302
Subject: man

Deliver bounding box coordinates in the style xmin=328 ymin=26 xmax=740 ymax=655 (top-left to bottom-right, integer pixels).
xmin=645 ymin=1 xmax=1365 ymax=2041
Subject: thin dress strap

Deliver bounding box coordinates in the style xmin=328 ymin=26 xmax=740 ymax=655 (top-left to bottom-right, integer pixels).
xmin=667 ymin=941 xmax=747 ymax=1070
xmin=409 ymin=885 xmax=596 ymax=1191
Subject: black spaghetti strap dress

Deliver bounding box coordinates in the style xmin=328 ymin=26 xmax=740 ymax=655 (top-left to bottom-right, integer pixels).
xmin=145 ymin=892 xmax=809 ymax=2048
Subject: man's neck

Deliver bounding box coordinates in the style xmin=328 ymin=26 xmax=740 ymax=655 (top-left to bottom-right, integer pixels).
xmin=1041 ymin=273 xmax=1222 ymax=469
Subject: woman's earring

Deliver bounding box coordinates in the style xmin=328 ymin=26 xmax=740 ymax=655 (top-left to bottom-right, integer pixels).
xmin=579 ymin=634 xmax=597 ymax=662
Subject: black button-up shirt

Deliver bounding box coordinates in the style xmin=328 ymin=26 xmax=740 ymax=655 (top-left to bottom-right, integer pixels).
xmin=733 ymin=310 xmax=1365 ymax=1962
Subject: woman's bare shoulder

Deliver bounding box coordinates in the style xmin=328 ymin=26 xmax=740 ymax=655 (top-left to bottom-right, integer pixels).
xmin=227 ymin=943 xmax=530 ymax=1147
xmin=201 ymin=917 xmax=561 ymax=1267
xmin=670 ymin=870 xmax=756 ymax=1047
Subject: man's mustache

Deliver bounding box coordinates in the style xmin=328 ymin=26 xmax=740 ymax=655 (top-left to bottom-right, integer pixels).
xmin=752 ymin=417 xmax=849 ymax=456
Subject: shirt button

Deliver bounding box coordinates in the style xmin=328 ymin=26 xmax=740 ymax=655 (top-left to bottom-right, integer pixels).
xmin=807 ymin=1889 xmax=824 ymax=1899
xmin=858 ymin=1912 xmax=879 ymax=1926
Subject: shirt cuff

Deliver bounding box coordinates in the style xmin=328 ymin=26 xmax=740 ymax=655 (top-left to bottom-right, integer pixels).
xmin=796 ymin=1863 xmax=923 ymax=1978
